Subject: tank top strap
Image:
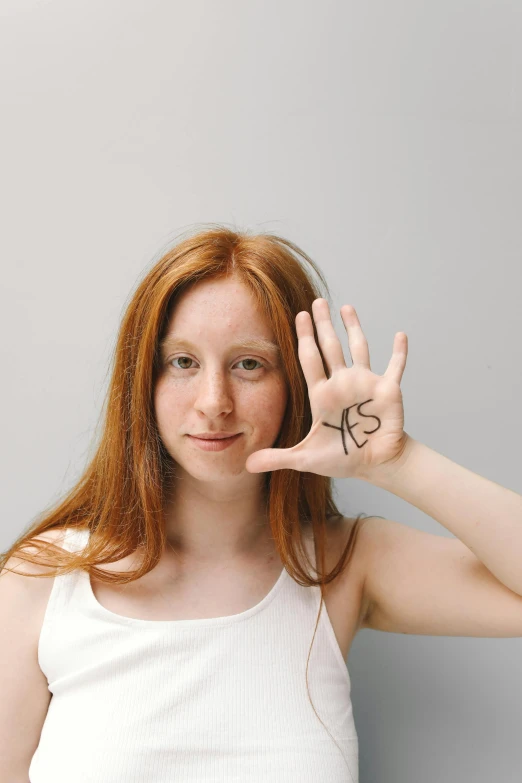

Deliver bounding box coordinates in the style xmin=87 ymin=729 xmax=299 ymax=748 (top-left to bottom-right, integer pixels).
xmin=37 ymin=527 xmax=90 ymax=675
xmin=302 ymin=523 xmax=320 ymax=578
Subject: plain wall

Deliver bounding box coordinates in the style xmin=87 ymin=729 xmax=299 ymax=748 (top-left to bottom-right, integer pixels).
xmin=1 ymin=1 xmax=521 ymax=780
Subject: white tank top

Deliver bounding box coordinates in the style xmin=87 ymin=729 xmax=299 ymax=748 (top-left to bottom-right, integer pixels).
xmin=30 ymin=526 xmax=359 ymax=782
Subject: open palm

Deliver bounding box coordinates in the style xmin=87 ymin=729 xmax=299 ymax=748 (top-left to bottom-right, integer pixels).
xmin=245 ymin=299 xmax=409 ymax=480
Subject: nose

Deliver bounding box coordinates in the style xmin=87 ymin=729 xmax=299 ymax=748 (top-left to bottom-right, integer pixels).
xmin=193 ymin=369 xmax=234 ymax=419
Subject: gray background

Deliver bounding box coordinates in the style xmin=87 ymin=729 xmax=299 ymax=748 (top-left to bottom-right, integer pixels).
xmin=1 ymin=1 xmax=521 ymax=781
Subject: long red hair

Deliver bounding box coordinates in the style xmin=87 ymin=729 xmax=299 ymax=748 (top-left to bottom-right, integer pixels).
xmin=1 ymin=224 xmax=368 ymax=774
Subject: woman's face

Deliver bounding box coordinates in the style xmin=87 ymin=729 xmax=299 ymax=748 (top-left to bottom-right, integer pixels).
xmin=154 ymin=275 xmax=289 ymax=483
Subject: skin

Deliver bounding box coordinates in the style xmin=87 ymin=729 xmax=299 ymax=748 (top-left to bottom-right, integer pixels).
xmin=322 ymin=400 xmax=382 ymax=455
xmin=153 ymin=273 xmax=289 ymax=567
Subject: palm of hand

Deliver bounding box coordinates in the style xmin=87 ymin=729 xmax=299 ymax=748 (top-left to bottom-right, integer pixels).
xmin=293 ymin=364 xmax=406 ymax=479
xmin=245 ymin=299 xmax=409 ymax=480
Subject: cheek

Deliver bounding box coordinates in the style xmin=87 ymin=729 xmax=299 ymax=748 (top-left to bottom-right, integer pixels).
xmin=244 ymin=380 xmax=288 ymax=433
xmin=153 ymin=383 xmax=181 ymax=434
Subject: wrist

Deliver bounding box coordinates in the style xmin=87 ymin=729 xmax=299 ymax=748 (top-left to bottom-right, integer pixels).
xmin=357 ymin=432 xmax=417 ymax=487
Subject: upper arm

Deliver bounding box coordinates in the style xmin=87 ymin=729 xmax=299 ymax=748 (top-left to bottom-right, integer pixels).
xmin=359 ymin=517 xmax=522 ymax=637
xmin=0 ymin=529 xmax=65 ymax=778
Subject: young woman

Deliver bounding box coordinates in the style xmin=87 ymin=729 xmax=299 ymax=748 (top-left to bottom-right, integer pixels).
xmin=2 ymin=225 xmax=521 ymax=783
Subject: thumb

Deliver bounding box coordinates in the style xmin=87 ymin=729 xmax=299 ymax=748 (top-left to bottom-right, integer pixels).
xmin=245 ymin=447 xmax=297 ymax=474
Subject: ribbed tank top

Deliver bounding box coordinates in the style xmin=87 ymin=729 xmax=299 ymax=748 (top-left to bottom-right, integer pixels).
xmin=30 ymin=526 xmax=359 ymax=782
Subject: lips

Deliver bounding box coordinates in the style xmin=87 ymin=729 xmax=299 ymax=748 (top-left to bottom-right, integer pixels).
xmin=187 ymin=432 xmax=242 ymax=451
xmin=190 ymin=434 xmax=239 ymax=440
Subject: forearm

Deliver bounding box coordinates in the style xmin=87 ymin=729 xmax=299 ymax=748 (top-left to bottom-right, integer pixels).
xmin=361 ymin=435 xmax=522 ymax=596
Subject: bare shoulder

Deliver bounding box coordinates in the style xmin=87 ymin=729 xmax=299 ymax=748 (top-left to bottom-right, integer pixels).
xmin=0 ymin=527 xmax=73 ymax=625
xmin=1 ymin=526 xmax=69 ymax=577
xmin=327 ymin=514 xmax=373 ymax=572
xmin=304 ymin=514 xmax=374 ymax=622
xmin=302 ymin=515 xmax=370 ymax=570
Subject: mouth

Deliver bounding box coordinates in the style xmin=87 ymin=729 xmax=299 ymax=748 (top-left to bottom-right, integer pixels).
xmin=187 ymin=433 xmax=243 ymax=451
xmin=189 ymin=434 xmax=240 ymax=440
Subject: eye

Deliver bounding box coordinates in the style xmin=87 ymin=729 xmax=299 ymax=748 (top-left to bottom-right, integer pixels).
xmin=171 ymin=356 xmax=195 ymax=370
xmin=169 ymin=356 xmax=264 ymax=372
xmin=237 ymin=358 xmax=263 ymax=371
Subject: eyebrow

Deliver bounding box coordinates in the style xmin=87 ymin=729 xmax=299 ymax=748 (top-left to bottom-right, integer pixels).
xmin=159 ymin=336 xmax=281 ymax=356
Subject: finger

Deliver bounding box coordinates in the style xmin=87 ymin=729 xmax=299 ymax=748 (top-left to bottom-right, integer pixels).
xmin=245 ymin=447 xmax=299 ymax=474
xmin=339 ymin=304 xmax=371 ymax=369
xmin=384 ymin=332 xmax=408 ymax=384
xmin=311 ymin=298 xmax=347 ymax=374
xmin=295 ymin=310 xmax=328 ymax=388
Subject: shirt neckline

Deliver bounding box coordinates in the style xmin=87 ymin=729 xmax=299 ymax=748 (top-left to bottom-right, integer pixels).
xmin=75 ymin=529 xmax=289 ymax=629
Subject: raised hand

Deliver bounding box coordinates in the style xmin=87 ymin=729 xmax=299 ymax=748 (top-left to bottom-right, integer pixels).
xmin=245 ymin=299 xmax=409 ymax=480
